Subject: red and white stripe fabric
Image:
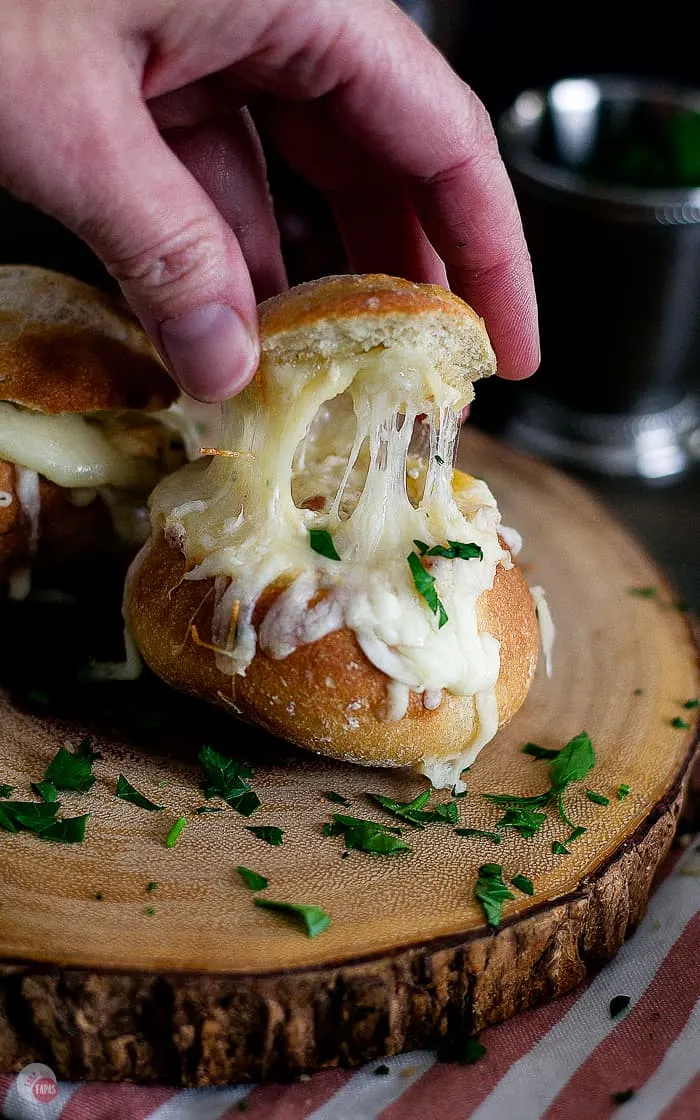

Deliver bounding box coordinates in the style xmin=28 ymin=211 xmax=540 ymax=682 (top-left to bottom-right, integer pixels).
xmin=2 ymin=839 xmax=698 ymax=1120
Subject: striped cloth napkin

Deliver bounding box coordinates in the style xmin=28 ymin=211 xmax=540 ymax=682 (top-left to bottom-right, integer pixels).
xmin=2 ymin=837 xmax=698 ymax=1120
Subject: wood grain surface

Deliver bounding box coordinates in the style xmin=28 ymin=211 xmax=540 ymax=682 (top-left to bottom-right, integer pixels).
xmin=0 ymin=428 xmax=697 ymax=1084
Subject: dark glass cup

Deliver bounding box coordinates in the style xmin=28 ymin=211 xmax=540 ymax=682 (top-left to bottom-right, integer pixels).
xmin=497 ymin=77 xmax=700 ymax=479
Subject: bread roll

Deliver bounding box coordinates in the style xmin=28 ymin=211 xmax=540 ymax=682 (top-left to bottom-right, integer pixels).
xmin=0 ymin=266 xmax=197 ymax=588
xmin=127 ymin=275 xmax=543 ymax=787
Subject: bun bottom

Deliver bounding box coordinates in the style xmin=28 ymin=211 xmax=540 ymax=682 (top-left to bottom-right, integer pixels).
xmin=127 ymin=532 xmax=539 ymax=769
xmin=0 ymin=461 xmax=123 ymax=582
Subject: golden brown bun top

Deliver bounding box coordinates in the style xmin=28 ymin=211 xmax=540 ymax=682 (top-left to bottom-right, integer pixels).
xmin=0 ymin=265 xmax=177 ymax=414
xmin=258 ymin=274 xmax=497 ymax=393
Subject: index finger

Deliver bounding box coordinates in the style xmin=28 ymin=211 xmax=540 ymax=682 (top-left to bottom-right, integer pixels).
xmin=325 ymin=16 xmax=539 ymax=379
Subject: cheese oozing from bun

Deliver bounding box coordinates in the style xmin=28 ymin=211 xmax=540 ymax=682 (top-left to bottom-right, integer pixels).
xmin=136 ymin=275 xmax=544 ymax=786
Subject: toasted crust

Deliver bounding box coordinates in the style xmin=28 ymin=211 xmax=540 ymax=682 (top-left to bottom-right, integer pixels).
xmin=0 ymin=266 xmax=176 ymax=413
xmin=127 ymin=529 xmax=538 ymax=767
xmin=256 ymin=274 xmax=497 ymax=394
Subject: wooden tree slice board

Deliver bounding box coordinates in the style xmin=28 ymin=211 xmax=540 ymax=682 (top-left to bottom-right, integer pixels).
xmin=0 ymin=428 xmax=698 ymax=1085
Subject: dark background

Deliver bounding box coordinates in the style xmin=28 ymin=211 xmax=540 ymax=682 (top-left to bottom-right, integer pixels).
xmin=0 ymin=0 xmax=697 ymax=609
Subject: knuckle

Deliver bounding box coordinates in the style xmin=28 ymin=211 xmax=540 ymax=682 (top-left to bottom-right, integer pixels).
xmin=104 ymin=219 xmax=224 ymax=314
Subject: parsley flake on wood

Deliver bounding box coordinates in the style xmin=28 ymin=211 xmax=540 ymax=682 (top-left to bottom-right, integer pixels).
xmin=45 ymin=738 xmax=100 ymax=793
xmin=633 ymin=688 xmax=644 ymax=696
xmin=407 ymin=551 xmax=448 ymax=628
xmin=475 ymin=863 xmax=515 ymax=928
xmin=617 ymin=784 xmax=631 ymax=800
xmin=496 ymin=807 xmax=547 ymax=839
xmin=165 ymin=817 xmax=187 ymax=848
xmin=195 ymin=805 xmax=224 ymax=814
xmin=198 ymin=745 xmax=259 ymax=815
xmin=552 ymin=840 xmax=570 ymax=855
xmin=549 ymin=732 xmax=596 ymax=792
xmin=0 ymin=784 xmax=14 ymax=799
xmin=610 ymin=995 xmax=631 ymax=1017
xmin=309 ymin=528 xmax=341 ymax=561
xmin=511 ymin=874 xmax=535 ymax=896
xmin=254 ymin=899 xmax=330 ymax=938
xmin=671 ymin=716 xmax=691 ymax=729
xmin=451 ymin=785 xmax=468 ymax=799
xmin=327 ymin=813 xmax=410 ymax=854
xmin=31 ymin=780 xmax=58 ymax=803
xmin=0 ymin=799 xmax=89 ymax=844
xmin=683 ymin=698 xmax=699 ymax=709
xmin=237 ymin=866 xmax=269 ymax=891
xmin=587 ymin=790 xmax=610 ymax=806
xmin=455 ymin=827 xmax=502 ymax=843
xmin=368 ymin=790 xmax=457 ymax=828
xmin=147 ymin=882 xmax=158 ymax=893
xmin=144 ymin=906 xmax=156 ymax=917
xmin=247 ymin=825 xmax=284 ymax=847
xmin=567 ymin=826 xmax=587 ymax=844
xmin=522 ymin=742 xmax=560 ymax=761
xmin=324 ymin=791 xmax=350 ymax=806
xmin=627 ymin=586 xmax=657 ymax=598
xmin=116 ymin=775 xmax=164 ymax=812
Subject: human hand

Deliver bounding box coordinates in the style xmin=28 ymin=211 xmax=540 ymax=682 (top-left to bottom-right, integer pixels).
xmin=0 ymin=0 xmax=539 ymax=401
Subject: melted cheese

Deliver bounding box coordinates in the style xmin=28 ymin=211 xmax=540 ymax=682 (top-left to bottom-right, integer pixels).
xmin=0 ymin=401 xmax=197 ymax=491
xmin=150 ymin=345 xmax=524 ymax=787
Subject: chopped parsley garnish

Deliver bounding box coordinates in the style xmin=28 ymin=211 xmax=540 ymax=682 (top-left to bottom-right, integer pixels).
xmin=627 ymin=586 xmax=657 ymax=598
xmin=496 ymin=807 xmax=547 ymax=839
xmin=451 ymin=785 xmax=468 ymax=799
xmin=326 ymin=813 xmax=410 ymax=855
xmin=324 ymin=790 xmax=350 ymax=806
xmin=0 ymin=799 xmax=89 ymax=843
xmin=407 ymin=551 xmax=448 ymax=628
xmin=246 ymin=825 xmax=284 ymax=847
xmin=522 ymin=742 xmax=560 ymax=761
xmin=455 ymin=827 xmax=501 ymax=843
xmin=413 ymin=539 xmax=483 ymax=561
xmin=611 ymin=1089 xmax=635 ymax=1105
xmin=374 ymin=1064 xmax=390 ymax=1076
xmin=633 ymin=688 xmax=643 ymax=696
xmin=309 ymin=528 xmax=341 ymax=561
xmin=475 ymin=863 xmax=515 ymax=928
xmin=198 ymin=745 xmax=259 ymax=815
xmin=45 ymin=738 xmax=100 ymax=793
xmin=95 ymin=892 xmax=103 ymax=900
xmin=567 ymin=826 xmax=587 ymax=843
xmin=675 ymin=601 xmax=690 ymax=613
xmin=165 ymin=817 xmax=187 ymax=848
xmin=552 ymin=840 xmax=570 ymax=855
xmin=484 ymin=732 xmax=595 ymax=822
xmin=144 ymin=906 xmax=156 ymax=917
xmin=617 ymin=784 xmax=631 ymax=800
xmin=116 ymin=775 xmax=164 ymax=812
xmin=147 ymin=882 xmax=158 ymax=893
xmin=254 ymin=899 xmax=330 ymax=938
xmin=237 ymin=866 xmax=269 ymax=891
xmin=434 ymin=454 xmax=445 ymax=466
xmin=586 ymin=790 xmax=610 ymax=806
xmin=511 ymin=874 xmax=535 ymax=896
xmin=452 ymin=1036 xmax=487 ymax=1065
xmin=671 ymin=716 xmax=691 ymax=729
xmin=0 ymin=784 xmax=14 ymax=799
xmin=367 ymin=790 xmax=457 ymax=828
xmin=609 ymin=995 xmax=631 ymax=1018
xmin=683 ymin=698 xmax=699 ymax=709
xmin=195 ymin=805 xmax=224 ymax=814
xmin=31 ymin=780 xmax=58 ymax=803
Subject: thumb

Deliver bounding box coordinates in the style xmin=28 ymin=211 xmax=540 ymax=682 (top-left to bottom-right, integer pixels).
xmin=28 ymin=78 xmax=261 ymax=402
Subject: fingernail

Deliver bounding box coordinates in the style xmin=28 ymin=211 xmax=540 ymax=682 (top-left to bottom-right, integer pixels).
xmin=159 ymin=303 xmax=258 ymax=401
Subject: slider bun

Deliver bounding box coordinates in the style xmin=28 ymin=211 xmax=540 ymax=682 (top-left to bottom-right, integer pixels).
xmin=0 ymin=265 xmax=176 ymax=413
xmin=127 ymin=480 xmax=538 ymax=768
xmin=257 ymin=273 xmax=496 ymax=398
xmin=126 ymin=275 xmax=536 ymax=771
